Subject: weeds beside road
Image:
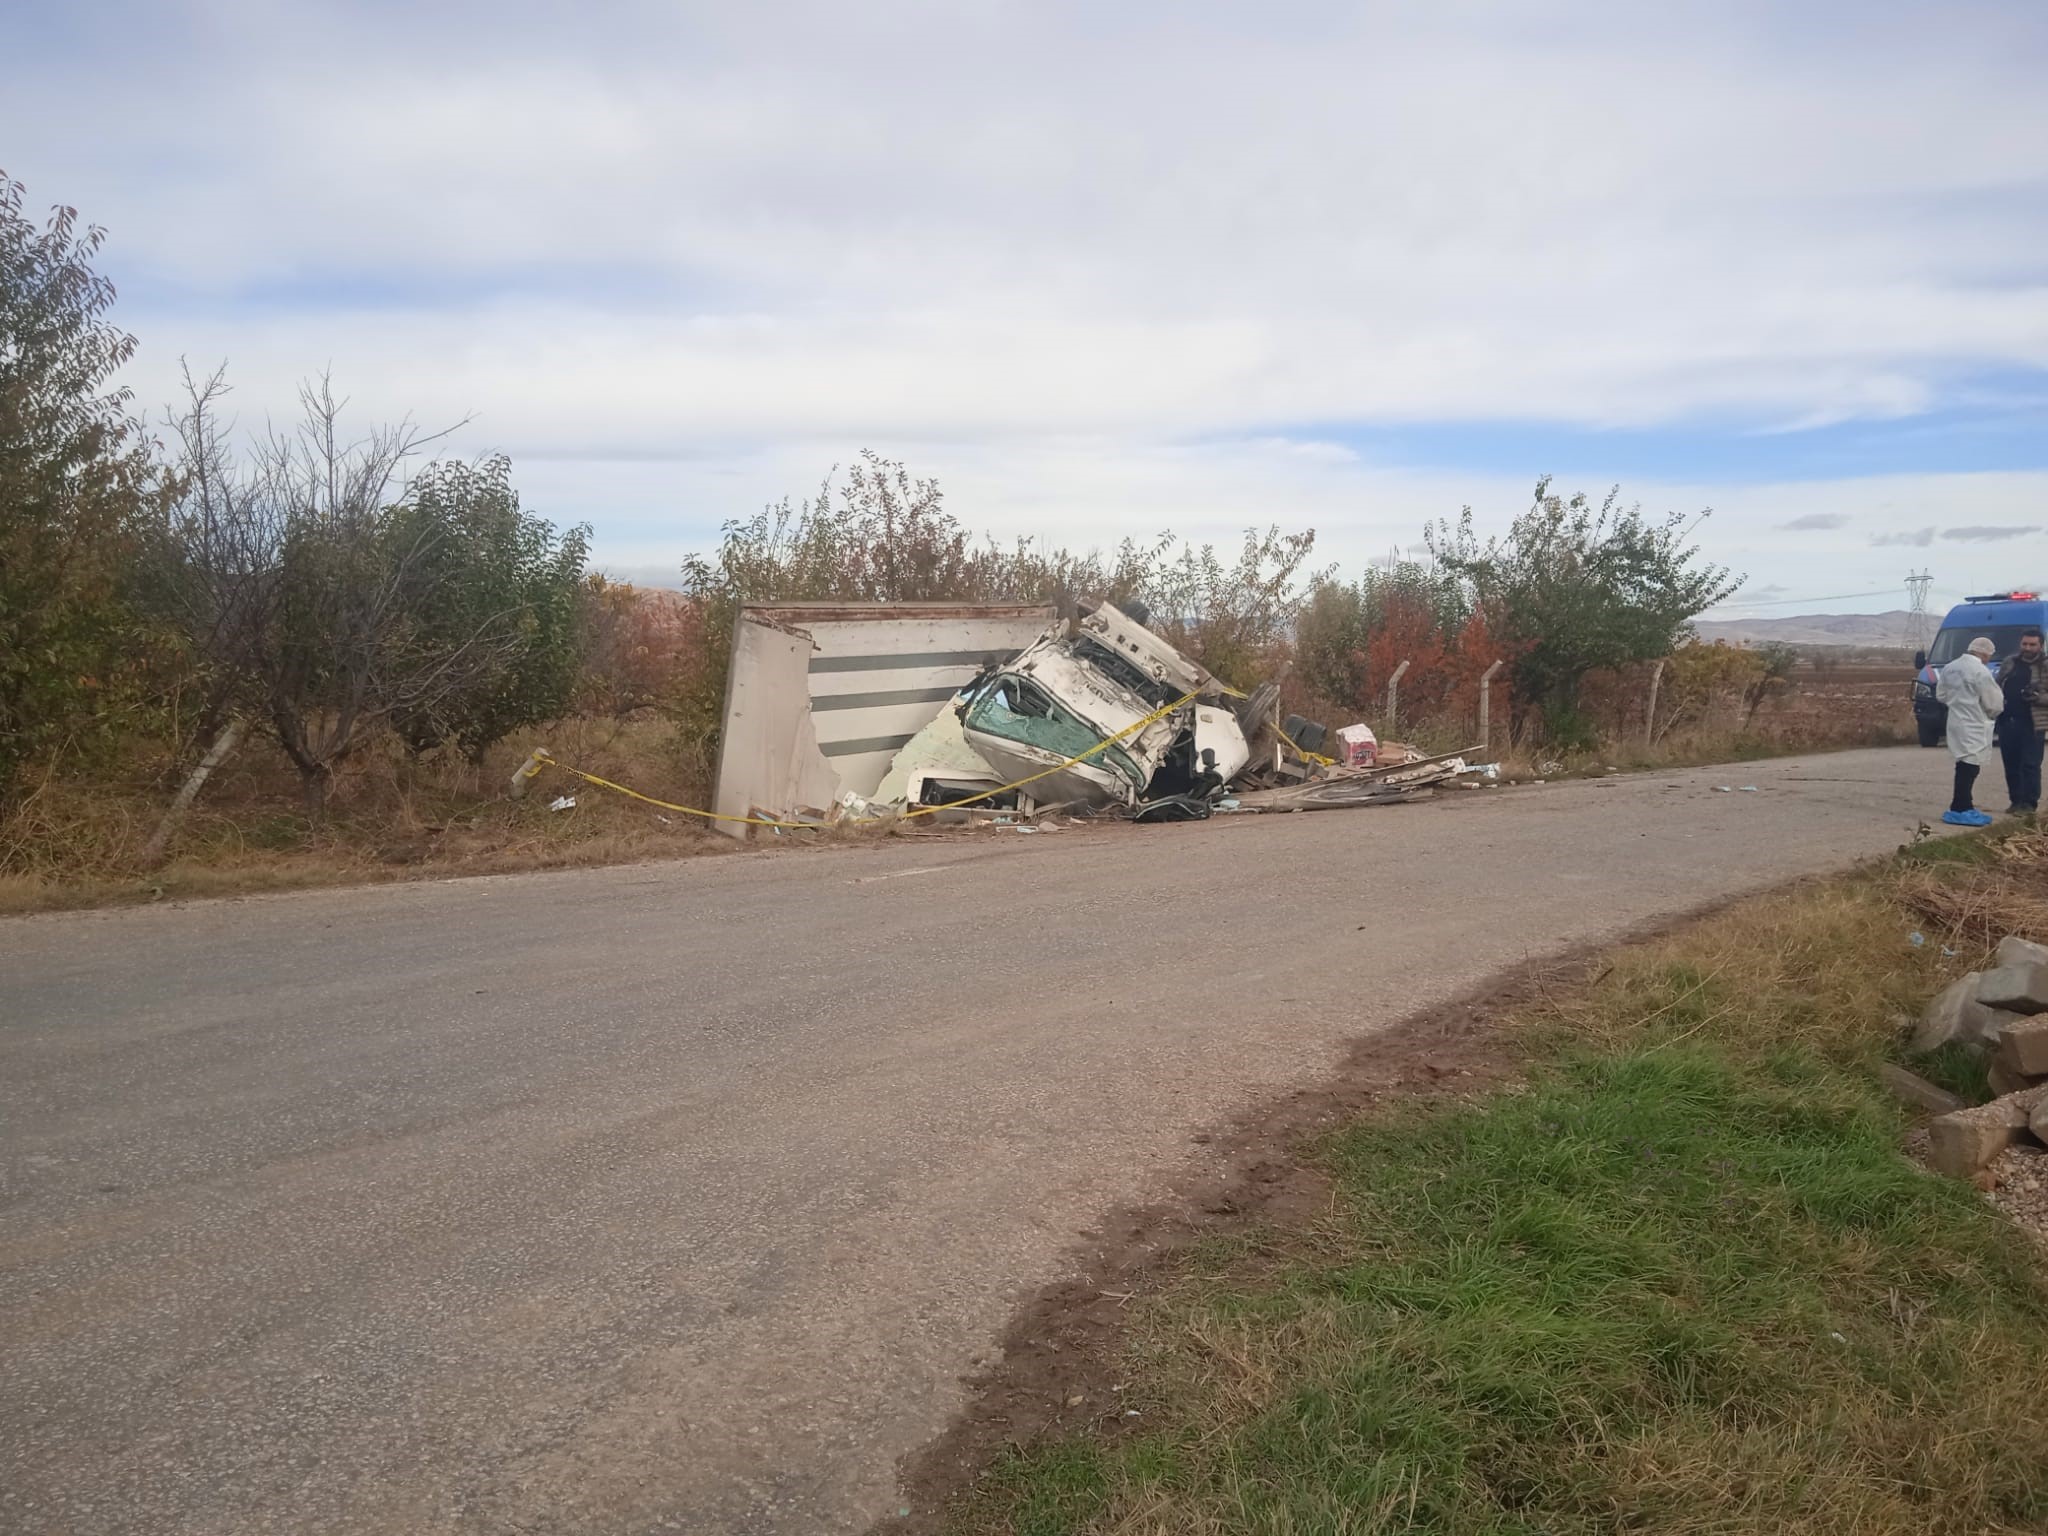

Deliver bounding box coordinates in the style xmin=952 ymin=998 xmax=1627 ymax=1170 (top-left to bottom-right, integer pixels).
xmin=0 ymin=717 xmax=727 ymax=916
xmin=921 ymin=833 xmax=2048 ymax=1536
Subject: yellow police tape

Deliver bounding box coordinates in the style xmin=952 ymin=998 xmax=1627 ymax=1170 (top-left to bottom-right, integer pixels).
xmin=531 ymin=687 xmax=1207 ymax=831
xmin=1271 ymin=719 xmax=1336 ymax=769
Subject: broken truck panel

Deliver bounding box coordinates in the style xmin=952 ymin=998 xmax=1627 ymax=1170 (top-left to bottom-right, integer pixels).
xmin=711 ymin=601 xmax=1056 ymax=836
xmin=1192 ymin=706 xmax=1250 ymax=781
xmin=872 ymin=694 xmax=1009 ymax=806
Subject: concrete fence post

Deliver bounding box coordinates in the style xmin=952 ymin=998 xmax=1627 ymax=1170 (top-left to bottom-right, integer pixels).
xmin=1385 ymin=658 xmax=1411 ymax=734
xmin=141 ymin=717 xmax=243 ymax=868
xmin=1644 ymin=657 xmax=1668 ymax=747
xmin=1478 ymin=659 xmax=1505 ymax=753
xmin=509 ymin=747 xmax=550 ymax=799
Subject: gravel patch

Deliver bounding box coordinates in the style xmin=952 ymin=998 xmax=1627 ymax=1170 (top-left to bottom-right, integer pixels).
xmin=1983 ymin=1143 xmax=2048 ymax=1249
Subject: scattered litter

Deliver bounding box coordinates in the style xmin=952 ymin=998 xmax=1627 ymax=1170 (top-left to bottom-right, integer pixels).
xmin=547 ymin=795 xmax=577 ymax=812
xmin=1132 ymin=793 xmax=1214 ymax=823
xmin=1829 ymin=1331 xmax=1847 ymax=1344
xmin=1942 ymin=946 xmax=1960 ymax=959
xmin=1739 ymin=785 xmax=1760 ymax=793
xmin=1333 ymin=723 xmax=1379 ymax=767
xmin=1909 ymin=932 xmax=1927 ymax=947
xmin=1538 ymin=759 xmax=1564 ymax=774
xmin=1014 ymin=825 xmax=1040 ymax=834
xmin=655 ymin=814 xmax=674 ymax=825
xmin=1714 ymin=786 xmax=1734 ymax=793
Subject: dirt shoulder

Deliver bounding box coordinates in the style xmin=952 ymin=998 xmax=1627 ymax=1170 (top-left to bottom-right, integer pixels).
xmin=882 ymin=834 xmax=2048 ymax=1535
xmin=876 ymin=947 xmax=1584 ymax=1531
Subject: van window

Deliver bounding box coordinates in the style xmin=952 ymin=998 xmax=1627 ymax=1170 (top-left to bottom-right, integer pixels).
xmin=1929 ymin=626 xmax=2030 ymax=666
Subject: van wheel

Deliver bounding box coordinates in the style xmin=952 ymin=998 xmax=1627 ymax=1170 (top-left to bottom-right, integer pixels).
xmin=1918 ymin=719 xmax=1943 ymax=748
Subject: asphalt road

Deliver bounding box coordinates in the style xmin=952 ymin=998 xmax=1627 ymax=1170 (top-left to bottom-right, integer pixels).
xmin=0 ymin=746 xmax=1970 ymax=1534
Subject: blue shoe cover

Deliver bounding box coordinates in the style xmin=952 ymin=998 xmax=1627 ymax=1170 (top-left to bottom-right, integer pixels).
xmin=1941 ymin=809 xmax=1992 ymax=827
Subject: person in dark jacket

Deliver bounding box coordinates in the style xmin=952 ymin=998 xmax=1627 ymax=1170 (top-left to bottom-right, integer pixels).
xmin=1998 ymin=627 xmax=2046 ymax=814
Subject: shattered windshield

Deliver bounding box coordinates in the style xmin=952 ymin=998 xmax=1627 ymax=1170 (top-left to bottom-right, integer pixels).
xmin=962 ymin=679 xmax=1146 ymax=788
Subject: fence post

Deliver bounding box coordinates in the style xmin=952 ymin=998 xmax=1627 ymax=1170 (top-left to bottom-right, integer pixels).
xmin=1478 ymin=659 xmax=1505 ymax=753
xmin=1385 ymin=659 xmax=1411 ymax=734
xmin=1644 ymin=657 xmax=1667 ymax=747
xmin=509 ymin=747 xmax=550 ymax=799
xmin=141 ymin=717 xmax=243 ymax=868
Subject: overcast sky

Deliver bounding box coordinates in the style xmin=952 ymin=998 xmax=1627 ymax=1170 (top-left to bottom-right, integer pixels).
xmin=8 ymin=0 xmax=2046 ymax=621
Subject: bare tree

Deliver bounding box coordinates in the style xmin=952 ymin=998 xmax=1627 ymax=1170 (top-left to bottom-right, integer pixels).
xmin=153 ymin=368 xmax=525 ymax=818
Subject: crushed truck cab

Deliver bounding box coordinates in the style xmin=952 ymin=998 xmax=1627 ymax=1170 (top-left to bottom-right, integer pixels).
xmin=958 ymin=601 xmax=1250 ymax=810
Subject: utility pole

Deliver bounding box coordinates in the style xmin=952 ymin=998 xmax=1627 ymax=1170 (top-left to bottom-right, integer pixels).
xmin=1906 ymin=570 xmax=1933 ymax=655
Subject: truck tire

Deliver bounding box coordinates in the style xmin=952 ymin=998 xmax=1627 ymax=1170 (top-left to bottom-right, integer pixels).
xmin=1918 ymin=718 xmax=1943 ymax=748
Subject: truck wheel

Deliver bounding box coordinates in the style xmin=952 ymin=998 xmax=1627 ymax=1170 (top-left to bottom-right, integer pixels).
xmin=1918 ymin=719 xmax=1943 ymax=748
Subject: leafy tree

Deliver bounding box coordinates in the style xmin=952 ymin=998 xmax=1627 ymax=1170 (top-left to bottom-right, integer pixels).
xmin=1741 ymin=641 xmax=1799 ymax=728
xmin=0 ymin=174 xmax=165 ymax=803
xmin=673 ymin=450 xmax=1322 ymax=753
xmin=1142 ymin=525 xmax=1320 ymax=690
xmin=154 ymin=370 xmax=554 ymax=815
xmin=576 ymin=577 xmax=707 ymax=720
xmin=1296 ymin=557 xmax=1471 ymax=716
xmin=671 ymin=451 xmax=1058 ymax=755
xmin=1429 ymin=478 xmax=1742 ymax=746
xmin=384 ymin=455 xmax=590 ymax=762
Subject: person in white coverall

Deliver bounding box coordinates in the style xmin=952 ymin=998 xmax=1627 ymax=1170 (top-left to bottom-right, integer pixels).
xmin=1936 ymin=635 xmax=2004 ymax=827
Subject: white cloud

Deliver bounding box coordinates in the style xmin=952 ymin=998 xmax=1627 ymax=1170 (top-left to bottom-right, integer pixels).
xmin=1944 ymin=524 xmax=2038 ymax=542
xmin=5 ymin=1 xmax=2046 ymax=605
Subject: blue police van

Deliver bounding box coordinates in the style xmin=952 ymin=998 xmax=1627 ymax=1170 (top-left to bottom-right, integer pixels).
xmin=1912 ymin=591 xmax=2046 ymax=747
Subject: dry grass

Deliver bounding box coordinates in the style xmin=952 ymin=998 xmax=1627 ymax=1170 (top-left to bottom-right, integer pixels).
xmin=0 ymin=717 xmax=743 ymax=916
xmin=1891 ymin=829 xmax=2048 ymax=954
xmin=950 ymin=831 xmax=2048 ymax=1536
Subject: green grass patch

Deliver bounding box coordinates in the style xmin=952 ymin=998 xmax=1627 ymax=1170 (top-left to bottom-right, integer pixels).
xmin=949 ymin=855 xmax=2048 ymax=1536
xmin=1895 ymin=828 xmax=2003 ymax=869
xmin=1908 ymin=1039 xmax=1993 ymax=1104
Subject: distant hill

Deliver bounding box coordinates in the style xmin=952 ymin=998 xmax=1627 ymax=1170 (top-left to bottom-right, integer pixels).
xmin=1692 ymin=611 xmax=1915 ymax=649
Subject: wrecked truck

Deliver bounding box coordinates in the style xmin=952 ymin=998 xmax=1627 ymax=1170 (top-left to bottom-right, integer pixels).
xmin=956 ymin=600 xmax=1252 ymax=811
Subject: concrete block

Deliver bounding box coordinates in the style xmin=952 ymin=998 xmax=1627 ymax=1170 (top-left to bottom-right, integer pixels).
xmin=2033 ymin=1098 xmax=2048 ymax=1148
xmin=1995 ymin=1015 xmax=2048 ymax=1078
xmin=1975 ymin=963 xmax=2048 ymax=1014
xmin=1913 ymin=976 xmax=1979 ymax=1052
xmin=1988 ymin=1057 xmax=2033 ymax=1098
xmin=1927 ymin=1085 xmax=2048 ymax=1178
xmin=1961 ymin=998 xmax=2014 ymax=1045
xmin=1996 ymin=936 xmax=2048 ymax=970
xmin=1877 ymin=1062 xmax=1966 ymax=1116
